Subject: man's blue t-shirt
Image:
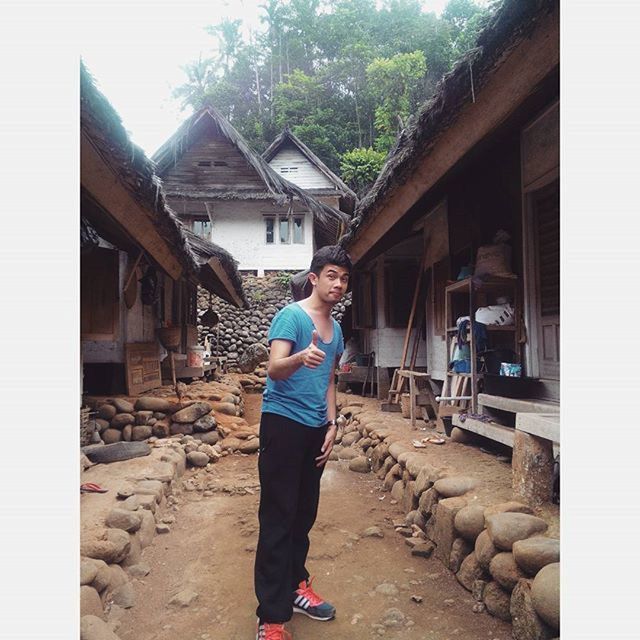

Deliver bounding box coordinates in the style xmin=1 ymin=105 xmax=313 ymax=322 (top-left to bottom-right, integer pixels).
xmin=262 ymin=302 xmax=344 ymax=427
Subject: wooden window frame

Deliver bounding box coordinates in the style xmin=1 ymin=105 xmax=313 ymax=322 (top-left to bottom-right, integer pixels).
xmin=264 ymin=216 xmax=275 ymax=244
xmin=292 ymin=215 xmax=304 ymax=244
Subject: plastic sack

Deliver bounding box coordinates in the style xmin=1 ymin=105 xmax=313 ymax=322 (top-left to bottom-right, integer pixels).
xmin=475 ymin=303 xmax=515 ymax=326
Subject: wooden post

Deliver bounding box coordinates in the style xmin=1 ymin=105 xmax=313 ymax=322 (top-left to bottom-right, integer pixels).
xmin=512 ymin=430 xmax=554 ymax=505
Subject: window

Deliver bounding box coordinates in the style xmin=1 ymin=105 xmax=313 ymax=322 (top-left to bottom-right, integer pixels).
xmin=279 ymin=216 xmax=290 ymax=244
xmin=192 ymin=219 xmax=211 ymax=238
xmin=280 ymin=166 xmax=299 ymax=176
xmin=293 ymin=216 xmax=304 ymax=244
xmin=265 ymin=217 xmax=275 ymax=244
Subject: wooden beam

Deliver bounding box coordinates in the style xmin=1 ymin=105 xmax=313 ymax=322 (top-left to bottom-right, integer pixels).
xmin=349 ymin=7 xmax=559 ymax=264
xmin=207 ymin=256 xmax=245 ymax=308
xmin=81 ymin=132 xmax=184 ymax=281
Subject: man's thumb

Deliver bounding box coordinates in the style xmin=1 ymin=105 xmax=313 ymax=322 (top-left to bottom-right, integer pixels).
xmin=311 ymin=330 xmax=319 ymax=346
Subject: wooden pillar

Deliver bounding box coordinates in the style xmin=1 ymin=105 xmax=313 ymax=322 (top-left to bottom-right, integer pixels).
xmin=512 ymin=430 xmax=554 ymax=505
xmin=377 ymin=366 xmax=390 ymax=400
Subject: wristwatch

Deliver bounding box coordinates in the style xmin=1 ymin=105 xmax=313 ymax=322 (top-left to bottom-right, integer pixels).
xmin=326 ymin=419 xmax=337 ymax=428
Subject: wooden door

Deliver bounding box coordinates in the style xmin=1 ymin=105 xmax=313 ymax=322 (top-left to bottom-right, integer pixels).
xmin=532 ymin=180 xmax=560 ymax=379
xmin=81 ymin=247 xmax=120 ymax=340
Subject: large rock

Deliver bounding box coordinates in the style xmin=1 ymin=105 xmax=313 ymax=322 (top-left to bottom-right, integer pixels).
xmin=111 ymin=398 xmax=135 ymax=413
xmin=134 ymin=397 xmax=176 ymax=413
xmin=484 ymin=581 xmax=512 ymax=621
xmin=172 ymin=402 xmax=212 ymax=423
xmin=238 ymin=438 xmax=260 ymax=454
xmin=111 ymin=582 xmax=135 ymax=608
xmin=82 ymin=441 xmax=150 ymax=464
xmin=80 ymin=615 xmax=121 ymax=640
xmin=454 ymin=505 xmax=487 ymax=542
xmin=530 ymin=563 xmax=560 ymax=631
xmin=90 ymin=559 xmax=110 ymax=592
xmin=388 ymin=441 xmax=412 ymax=460
xmin=489 ymin=552 xmax=527 ymax=592
xmin=510 ymin=579 xmax=555 ymax=640
xmin=152 ymin=420 xmax=171 ymax=439
xmin=475 ymin=530 xmax=500 ymax=571
xmin=131 ymin=425 xmax=152 ymax=441
xmin=433 ymin=476 xmax=479 ymax=498
xmin=193 ymin=414 xmax=217 ymax=432
xmin=81 ymin=528 xmax=131 ymax=564
xmin=390 ymin=480 xmax=405 ymax=502
xmin=105 ymin=508 xmax=142 ymax=533
xmin=456 ymin=552 xmax=488 ymax=591
xmin=81 ymin=558 xmax=99 ymax=586
xmin=432 ymin=496 xmax=467 ymax=564
xmin=238 ymin=342 xmax=269 ymax=373
xmin=348 ymin=456 xmax=371 ymax=475
xmin=512 ymin=537 xmax=560 ymax=576
xmin=97 ymin=404 xmax=116 ymax=420
xmin=170 ymin=422 xmax=194 ymax=436
xmin=370 ymin=443 xmax=389 ymax=473
xmin=337 ymin=448 xmax=359 ymax=461
xmin=484 ymin=501 xmax=534 ymax=524
xmin=101 ymin=429 xmax=122 ymax=444
xmin=111 ymin=413 xmax=135 ymax=430
xmin=220 ymin=436 xmax=242 ymax=451
xmin=187 ymin=451 xmax=209 ymax=467
xmin=193 ymin=431 xmax=220 ymax=445
xmin=414 ymin=464 xmax=436 ymax=495
xmin=449 ymin=537 xmax=474 ymax=573
xmin=486 ymin=513 xmax=549 ymax=551
xmin=418 ymin=487 xmax=438 ymax=517
xmin=80 ymin=586 xmax=104 ymax=619
xmin=137 ymin=509 xmax=156 ymax=549
xmin=135 ymin=411 xmax=154 ymax=426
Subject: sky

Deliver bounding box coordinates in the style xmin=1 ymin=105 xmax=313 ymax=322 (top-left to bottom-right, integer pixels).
xmin=80 ymin=0 xmax=489 ymax=157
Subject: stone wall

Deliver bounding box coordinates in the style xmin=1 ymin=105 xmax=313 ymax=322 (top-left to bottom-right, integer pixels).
xmin=334 ymin=405 xmax=560 ymax=640
xmin=197 ymin=273 xmax=351 ymax=369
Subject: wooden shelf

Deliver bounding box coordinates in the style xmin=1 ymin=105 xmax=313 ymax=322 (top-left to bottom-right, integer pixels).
xmin=445 ymin=275 xmax=518 ymax=294
xmin=447 ymin=324 xmax=516 ymax=333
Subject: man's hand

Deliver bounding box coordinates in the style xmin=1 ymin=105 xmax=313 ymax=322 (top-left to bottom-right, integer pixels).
xmin=300 ymin=330 xmax=325 ymax=369
xmin=315 ymin=423 xmax=337 ymax=467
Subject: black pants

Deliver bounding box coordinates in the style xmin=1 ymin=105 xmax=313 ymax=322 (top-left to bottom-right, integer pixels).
xmin=254 ymin=412 xmax=327 ymax=623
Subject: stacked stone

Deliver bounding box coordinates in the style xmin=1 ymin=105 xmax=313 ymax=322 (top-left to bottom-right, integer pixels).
xmin=80 ymin=442 xmax=188 ymax=638
xmin=91 ymin=384 xmax=245 ymax=446
xmin=334 ymin=407 xmax=560 ymax=640
xmin=197 ymin=273 xmax=351 ymax=370
xmin=238 ymin=365 xmax=268 ymax=393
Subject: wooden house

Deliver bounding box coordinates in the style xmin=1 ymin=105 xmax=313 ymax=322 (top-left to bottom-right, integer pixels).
xmin=342 ymin=0 xmax=559 ymax=450
xmin=152 ymin=108 xmax=350 ymax=275
xmin=262 ymin=127 xmax=357 ymax=218
xmin=80 ymin=63 xmax=247 ymax=396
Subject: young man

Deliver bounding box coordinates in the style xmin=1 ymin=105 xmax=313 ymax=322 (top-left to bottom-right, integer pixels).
xmin=254 ymin=245 xmax=351 ymax=640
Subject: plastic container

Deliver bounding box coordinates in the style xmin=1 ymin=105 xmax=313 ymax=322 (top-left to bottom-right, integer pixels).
xmin=187 ymin=345 xmax=205 ymax=368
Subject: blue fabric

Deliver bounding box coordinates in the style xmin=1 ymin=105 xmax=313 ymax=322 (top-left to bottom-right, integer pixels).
xmin=262 ymin=303 xmax=344 ymax=427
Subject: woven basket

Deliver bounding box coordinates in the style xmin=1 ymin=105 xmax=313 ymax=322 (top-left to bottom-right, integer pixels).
xmin=80 ymin=406 xmax=93 ymax=447
xmin=400 ymin=393 xmax=411 ymax=418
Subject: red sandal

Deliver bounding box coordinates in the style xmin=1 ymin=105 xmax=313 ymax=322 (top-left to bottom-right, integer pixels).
xmin=80 ymin=482 xmax=108 ymax=493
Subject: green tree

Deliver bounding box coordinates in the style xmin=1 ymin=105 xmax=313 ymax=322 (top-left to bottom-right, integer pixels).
xmin=366 ymin=50 xmax=426 ymax=153
xmin=340 ymin=147 xmax=386 ymax=195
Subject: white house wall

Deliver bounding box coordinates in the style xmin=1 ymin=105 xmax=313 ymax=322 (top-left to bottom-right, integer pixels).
xmin=268 ymin=146 xmax=336 ymax=190
xmin=209 ymin=200 xmax=314 ymax=272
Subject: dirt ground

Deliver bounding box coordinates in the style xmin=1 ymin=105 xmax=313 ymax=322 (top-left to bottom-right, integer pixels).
xmin=108 ymin=391 xmax=522 ymax=640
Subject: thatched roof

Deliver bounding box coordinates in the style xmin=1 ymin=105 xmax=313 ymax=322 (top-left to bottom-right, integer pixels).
xmin=80 ymin=62 xmax=246 ymax=307
xmin=183 ymin=229 xmax=248 ymax=308
xmin=80 ymin=61 xmax=199 ymax=275
xmin=262 ymin=126 xmax=357 ymax=206
xmin=152 ymin=107 xmax=350 ymax=239
xmin=341 ymin=0 xmax=557 ymax=248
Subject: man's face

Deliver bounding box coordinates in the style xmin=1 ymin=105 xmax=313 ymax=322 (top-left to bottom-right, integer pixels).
xmin=309 ymin=264 xmax=350 ymax=304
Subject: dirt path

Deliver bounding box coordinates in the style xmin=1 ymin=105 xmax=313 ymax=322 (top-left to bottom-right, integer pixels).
xmin=114 ymin=394 xmax=511 ymax=640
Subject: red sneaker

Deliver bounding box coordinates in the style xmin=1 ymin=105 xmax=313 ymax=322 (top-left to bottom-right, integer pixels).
xmin=256 ymin=621 xmax=292 ymax=640
xmin=292 ymin=577 xmax=336 ymax=621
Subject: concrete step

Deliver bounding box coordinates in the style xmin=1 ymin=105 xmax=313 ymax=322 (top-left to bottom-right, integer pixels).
xmin=452 ymin=414 xmax=515 ymax=448
xmin=516 ymin=413 xmax=560 ymax=443
xmin=478 ymin=393 xmax=559 ymax=415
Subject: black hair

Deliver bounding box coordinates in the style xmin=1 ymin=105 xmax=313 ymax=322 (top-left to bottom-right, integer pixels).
xmin=309 ymin=245 xmax=352 ymax=276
